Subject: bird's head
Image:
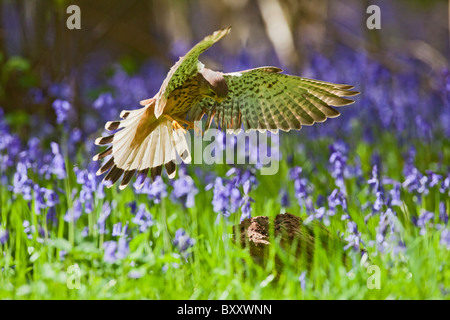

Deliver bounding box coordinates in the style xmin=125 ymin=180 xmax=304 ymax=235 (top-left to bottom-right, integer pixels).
xmin=198 ymin=68 xmax=228 ymax=103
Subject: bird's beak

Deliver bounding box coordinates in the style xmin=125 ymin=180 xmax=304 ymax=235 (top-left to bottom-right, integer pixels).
xmin=216 ymin=96 xmax=226 ymax=104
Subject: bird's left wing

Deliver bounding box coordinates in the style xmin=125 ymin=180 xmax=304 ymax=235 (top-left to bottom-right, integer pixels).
xmin=187 ymin=67 xmax=360 ymax=133
xmin=149 ymin=27 xmax=231 ymax=118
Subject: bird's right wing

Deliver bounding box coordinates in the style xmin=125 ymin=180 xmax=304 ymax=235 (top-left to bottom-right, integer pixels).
xmin=187 ymin=67 xmax=360 ymax=133
xmin=148 ymin=27 xmax=231 ymax=118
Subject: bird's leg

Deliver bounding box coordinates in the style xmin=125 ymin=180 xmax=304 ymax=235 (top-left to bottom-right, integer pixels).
xmin=163 ymin=114 xmax=187 ymax=133
xmin=164 ymin=114 xmax=203 ymax=136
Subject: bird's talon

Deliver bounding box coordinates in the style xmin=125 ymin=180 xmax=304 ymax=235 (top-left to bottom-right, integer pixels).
xmin=172 ymin=121 xmax=186 ymax=133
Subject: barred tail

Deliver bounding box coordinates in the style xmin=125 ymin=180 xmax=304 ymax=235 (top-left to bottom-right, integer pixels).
xmin=93 ymin=99 xmax=191 ymax=190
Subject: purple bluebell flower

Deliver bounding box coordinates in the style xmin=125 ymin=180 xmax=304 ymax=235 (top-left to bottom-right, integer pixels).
xmin=98 ymin=201 xmax=112 ymax=234
xmin=23 ymin=220 xmax=35 ymax=240
xmin=81 ymin=227 xmax=89 ymax=237
xmin=49 ymin=142 xmax=66 ymax=179
xmin=389 ymin=182 xmax=402 ymax=207
xmin=210 ymin=177 xmax=241 ymax=217
xmin=414 ymin=210 xmax=435 ymax=235
xmin=173 ymin=228 xmax=195 ymax=256
xmin=0 ymin=224 xmax=8 ymax=245
xmin=93 ymin=92 xmax=114 ymax=111
xmin=373 ymin=191 xmax=385 ymax=212
xmin=132 ymin=204 xmax=154 ymax=233
xmin=298 ymin=271 xmax=306 ymax=291
xmin=439 ymin=202 xmax=448 ymax=225
xmin=327 ymin=188 xmax=348 ymax=217
xmin=368 ymin=165 xmax=380 ymax=192
xmin=70 ymin=128 xmax=83 ymax=144
xmin=329 ymin=142 xmax=348 ymax=193
xmin=112 ymin=222 xmax=128 ymax=237
xmin=52 ymin=99 xmax=71 ymax=124
xmin=239 ymin=180 xmax=254 ymax=221
xmin=439 ymin=175 xmax=450 ymax=195
xmin=33 ymin=184 xmax=46 ymax=214
xmin=11 ymin=161 xmax=33 ymax=200
xmin=59 ymin=250 xmax=67 ymax=261
xmin=103 ymin=241 xmax=117 ymax=263
xmin=171 ymin=175 xmax=198 ymax=208
xmin=304 ymin=206 xmax=327 ymax=226
xmin=289 ymin=167 xmax=310 ymax=207
xmin=426 ymin=171 xmax=442 ymax=188
xmin=64 ymin=199 xmax=82 ymax=223
xmin=112 ymin=222 xmax=123 ymax=237
xmin=279 ymin=189 xmax=291 ymax=208
xmin=137 ymin=176 xmax=168 ymax=203
xmin=49 ymin=83 xmax=72 ymax=100
xmin=116 ymin=237 xmax=130 ymax=259
xmin=440 ymin=229 xmax=450 ymax=250
xmin=127 ymin=201 xmax=138 ymax=215
xmin=344 ymin=221 xmax=362 ymax=251
xmin=128 ymin=270 xmax=143 ymax=279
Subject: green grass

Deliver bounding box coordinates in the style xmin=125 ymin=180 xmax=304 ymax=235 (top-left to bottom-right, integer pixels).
xmin=0 ymin=132 xmax=449 ymax=299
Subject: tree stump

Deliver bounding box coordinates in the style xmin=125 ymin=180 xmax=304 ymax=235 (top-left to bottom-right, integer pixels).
xmin=233 ymin=212 xmax=348 ymax=271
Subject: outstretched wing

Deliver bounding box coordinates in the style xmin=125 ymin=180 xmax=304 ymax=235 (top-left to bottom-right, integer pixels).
xmin=187 ymin=67 xmax=359 ymax=133
xmin=151 ymin=27 xmax=231 ymax=118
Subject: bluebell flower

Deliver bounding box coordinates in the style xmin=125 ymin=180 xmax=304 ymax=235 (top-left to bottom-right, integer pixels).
xmin=137 ymin=176 xmax=168 ymax=203
xmin=93 ymin=92 xmax=114 ymax=111
xmin=210 ymin=177 xmax=241 ymax=217
xmin=112 ymin=222 xmax=128 ymax=237
xmin=329 ymin=142 xmax=348 ymax=193
xmin=64 ymin=199 xmax=82 ymax=223
xmin=52 ymin=99 xmax=71 ymax=124
xmin=59 ymin=250 xmax=67 ymax=261
xmin=298 ymin=271 xmax=306 ymax=291
xmin=304 ymin=206 xmax=328 ymax=226
xmin=344 ymin=221 xmax=362 ymax=251
xmin=389 ymin=182 xmax=402 ymax=207
xmin=49 ymin=83 xmax=72 ymax=100
xmin=112 ymin=222 xmax=123 ymax=237
xmin=116 ymin=237 xmax=130 ymax=259
xmin=128 ymin=270 xmax=143 ymax=279
xmin=49 ymin=142 xmax=66 ymax=179
xmin=239 ymin=181 xmax=254 ymax=221
xmin=0 ymin=224 xmax=8 ymax=245
xmin=289 ymin=167 xmax=310 ymax=207
xmin=103 ymin=241 xmax=117 ymax=263
xmin=171 ymin=175 xmax=198 ymax=208
xmin=327 ymin=188 xmax=348 ymax=216
xmin=81 ymin=227 xmax=89 ymax=238
xmin=440 ymin=229 xmax=450 ymax=250
xmin=127 ymin=201 xmax=138 ymax=215
xmin=373 ymin=191 xmax=385 ymax=212
xmin=439 ymin=175 xmax=450 ymax=195
xmin=69 ymin=128 xmax=82 ymax=144
xmin=33 ymin=184 xmax=46 ymax=214
xmin=173 ymin=228 xmax=195 ymax=257
xmin=439 ymin=202 xmax=448 ymax=225
xmin=23 ymin=220 xmax=35 ymax=240
xmin=368 ymin=165 xmax=380 ymax=192
xmin=132 ymin=204 xmax=154 ymax=233
xmin=98 ymin=201 xmax=112 ymax=234
xmin=414 ymin=210 xmax=435 ymax=235
xmin=279 ymin=189 xmax=291 ymax=208
xmin=426 ymin=171 xmax=442 ymax=188
xmin=11 ymin=161 xmax=32 ymax=200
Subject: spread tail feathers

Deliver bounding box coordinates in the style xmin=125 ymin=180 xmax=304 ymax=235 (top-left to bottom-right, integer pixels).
xmin=93 ymin=99 xmax=191 ymax=190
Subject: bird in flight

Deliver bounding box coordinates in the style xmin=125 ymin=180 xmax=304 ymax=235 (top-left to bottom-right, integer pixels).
xmin=93 ymin=27 xmax=359 ymax=190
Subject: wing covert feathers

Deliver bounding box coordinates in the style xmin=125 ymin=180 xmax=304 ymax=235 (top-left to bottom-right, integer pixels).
xmin=187 ymin=67 xmax=359 ymax=133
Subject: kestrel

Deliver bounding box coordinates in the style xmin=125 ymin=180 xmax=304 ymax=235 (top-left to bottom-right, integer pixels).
xmin=93 ymin=27 xmax=359 ymax=189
